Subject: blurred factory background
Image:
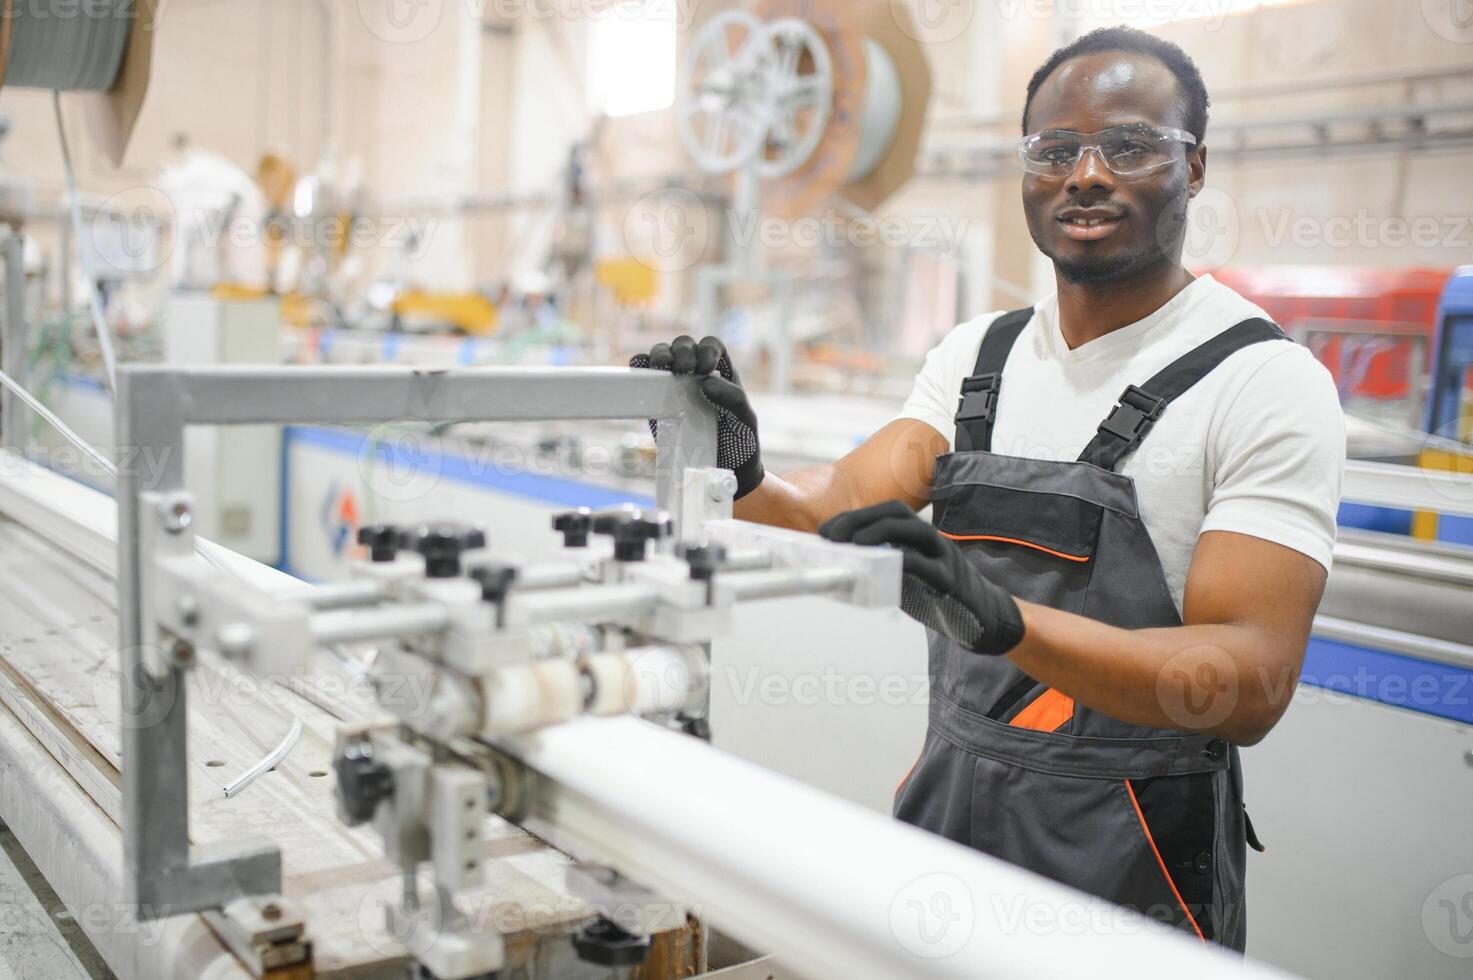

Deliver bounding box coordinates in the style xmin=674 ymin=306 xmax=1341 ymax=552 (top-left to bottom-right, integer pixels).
xmin=3 ymin=0 xmax=1472 ymax=552
xmin=1 ymin=1 xmax=1472 ymax=979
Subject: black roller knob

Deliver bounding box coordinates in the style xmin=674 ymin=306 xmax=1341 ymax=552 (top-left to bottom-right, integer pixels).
xmin=399 ymin=522 xmax=487 ymax=578
xmin=334 ymin=740 xmax=394 ymax=826
xmin=591 ymin=506 xmax=672 ymax=562
xmin=356 ymin=524 xmax=401 ymax=563
xmin=676 ymin=543 xmax=727 ymax=582
xmin=469 ymin=563 xmax=518 ymax=603
xmin=552 ymin=508 xmax=593 ymax=548
xmin=571 ymin=918 xmax=651 ymax=968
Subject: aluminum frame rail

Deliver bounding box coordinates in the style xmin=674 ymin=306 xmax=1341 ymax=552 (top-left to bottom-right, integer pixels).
xmin=1342 ymin=458 xmax=1473 ymax=519
xmin=111 ymin=364 xmax=718 ymax=915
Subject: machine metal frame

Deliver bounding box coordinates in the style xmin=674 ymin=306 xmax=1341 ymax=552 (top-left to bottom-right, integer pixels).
xmin=112 ymin=363 xmax=717 ymax=915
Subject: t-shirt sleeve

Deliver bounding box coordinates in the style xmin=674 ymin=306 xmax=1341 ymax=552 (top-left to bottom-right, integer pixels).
xmin=1200 ymin=344 xmax=1345 ymax=571
xmin=892 ymin=312 xmax=1005 ymax=450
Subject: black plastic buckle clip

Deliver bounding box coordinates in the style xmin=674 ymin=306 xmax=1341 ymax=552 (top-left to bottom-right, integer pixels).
xmin=955 ymin=373 xmax=1001 ymax=424
xmin=1098 ymin=385 xmax=1167 ymax=442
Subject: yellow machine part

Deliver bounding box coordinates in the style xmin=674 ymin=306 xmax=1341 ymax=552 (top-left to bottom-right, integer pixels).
xmin=595 ymin=257 xmax=659 ymax=306
xmin=392 ymin=290 xmax=499 ymax=335
xmin=1412 ymin=446 xmax=1473 ymax=540
xmin=210 ymin=283 xmax=271 ymax=302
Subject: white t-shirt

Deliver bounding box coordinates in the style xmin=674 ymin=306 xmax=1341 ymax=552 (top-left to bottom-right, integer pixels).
xmin=894 ymin=274 xmax=1345 ymax=611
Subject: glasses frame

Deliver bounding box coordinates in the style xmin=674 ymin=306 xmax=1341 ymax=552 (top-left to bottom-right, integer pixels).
xmin=1018 ymin=124 xmax=1199 ymax=178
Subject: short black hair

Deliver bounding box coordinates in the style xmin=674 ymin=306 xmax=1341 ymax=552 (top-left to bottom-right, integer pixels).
xmin=1021 ymin=26 xmax=1209 ymax=142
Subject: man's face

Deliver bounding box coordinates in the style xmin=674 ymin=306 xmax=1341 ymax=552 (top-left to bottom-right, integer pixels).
xmin=1021 ymin=51 xmax=1205 ymax=285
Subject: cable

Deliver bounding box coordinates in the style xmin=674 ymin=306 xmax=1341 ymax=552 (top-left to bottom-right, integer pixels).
xmin=53 ymin=91 xmax=120 ymax=397
xmin=0 ymin=367 xmax=116 ymax=476
xmin=0 ymin=367 xmax=252 ymax=583
xmin=222 ymin=718 xmax=303 ymax=799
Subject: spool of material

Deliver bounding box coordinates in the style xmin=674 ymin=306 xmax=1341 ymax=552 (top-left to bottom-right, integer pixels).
xmin=5 ymin=0 xmax=133 ymax=91
xmin=0 ymin=0 xmax=158 ymax=166
xmin=748 ymin=0 xmax=933 ymax=222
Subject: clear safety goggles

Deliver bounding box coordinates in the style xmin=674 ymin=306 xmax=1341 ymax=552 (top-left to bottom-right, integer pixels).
xmin=1018 ymin=124 xmax=1197 ymax=178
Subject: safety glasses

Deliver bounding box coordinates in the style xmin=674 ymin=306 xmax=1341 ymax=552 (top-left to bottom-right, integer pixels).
xmin=1018 ymin=124 xmax=1197 ymax=178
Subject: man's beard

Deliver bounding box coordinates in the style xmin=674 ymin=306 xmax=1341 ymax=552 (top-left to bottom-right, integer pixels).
xmin=1051 ymin=248 xmax=1156 ymax=285
xmin=1041 ymin=178 xmax=1191 ymax=285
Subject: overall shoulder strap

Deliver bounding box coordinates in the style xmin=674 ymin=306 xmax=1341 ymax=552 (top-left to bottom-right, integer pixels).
xmin=1077 ymin=317 xmax=1290 ymax=471
xmin=954 ymin=307 xmax=1034 ymax=452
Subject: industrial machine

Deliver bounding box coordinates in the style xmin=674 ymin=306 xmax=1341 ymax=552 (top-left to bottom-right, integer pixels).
xmin=0 ymin=362 xmax=1290 ymax=980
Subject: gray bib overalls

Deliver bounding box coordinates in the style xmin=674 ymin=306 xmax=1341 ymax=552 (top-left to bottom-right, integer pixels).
xmin=896 ymin=308 xmax=1282 ymax=949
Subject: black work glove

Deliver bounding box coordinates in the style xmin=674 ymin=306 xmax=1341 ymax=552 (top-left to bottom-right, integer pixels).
xmin=819 ymin=501 xmax=1025 ymax=655
xmin=630 ymin=335 xmax=764 ymax=500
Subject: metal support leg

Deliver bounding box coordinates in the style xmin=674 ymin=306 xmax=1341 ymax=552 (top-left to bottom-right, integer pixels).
xmin=2 ymin=229 xmax=27 ymax=451
xmin=116 ymin=381 xmax=281 ymax=915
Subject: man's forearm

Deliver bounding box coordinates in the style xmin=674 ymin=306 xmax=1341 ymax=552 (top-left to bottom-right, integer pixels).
xmin=733 ymin=464 xmax=857 ymax=532
xmin=1006 ymin=602 xmax=1302 ymax=745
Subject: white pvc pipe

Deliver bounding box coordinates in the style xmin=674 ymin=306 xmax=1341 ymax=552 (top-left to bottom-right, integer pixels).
xmin=511 ymin=716 xmax=1294 ymax=980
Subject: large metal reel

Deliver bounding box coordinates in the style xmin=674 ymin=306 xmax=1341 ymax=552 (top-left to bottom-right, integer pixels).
xmin=753 ymin=17 xmax=834 ymax=179
xmin=676 ymin=10 xmax=774 ymax=175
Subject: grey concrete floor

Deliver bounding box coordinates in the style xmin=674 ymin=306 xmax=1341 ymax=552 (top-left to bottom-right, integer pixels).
xmin=0 ymin=820 xmax=113 ymax=980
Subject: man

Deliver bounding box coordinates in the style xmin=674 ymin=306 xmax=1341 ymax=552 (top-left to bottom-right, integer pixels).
xmin=633 ymin=26 xmax=1343 ymax=949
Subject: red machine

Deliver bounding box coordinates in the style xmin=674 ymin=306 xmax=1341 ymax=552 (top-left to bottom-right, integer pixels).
xmin=1211 ymin=266 xmax=1450 ymax=401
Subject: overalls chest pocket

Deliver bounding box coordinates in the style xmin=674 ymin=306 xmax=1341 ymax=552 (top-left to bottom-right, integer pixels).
xmin=930 ymin=452 xmax=1105 ymax=617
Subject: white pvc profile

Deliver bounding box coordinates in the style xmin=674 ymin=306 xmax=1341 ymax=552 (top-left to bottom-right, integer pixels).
xmin=512 ymin=716 xmax=1294 ymax=980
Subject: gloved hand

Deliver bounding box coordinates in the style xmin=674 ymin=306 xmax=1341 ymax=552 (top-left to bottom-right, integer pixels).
xmin=630 ymin=335 xmax=764 ymax=500
xmin=819 ymin=501 xmax=1025 ymax=655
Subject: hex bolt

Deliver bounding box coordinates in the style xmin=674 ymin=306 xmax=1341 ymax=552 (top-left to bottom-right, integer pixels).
xmin=160 ymin=495 xmax=193 ymax=534
xmin=260 ymin=902 xmax=282 ymax=922
xmin=170 ymin=639 xmax=195 ymax=666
